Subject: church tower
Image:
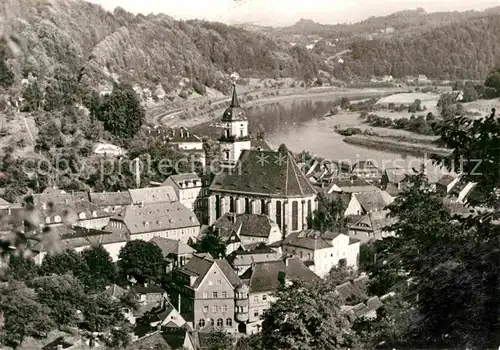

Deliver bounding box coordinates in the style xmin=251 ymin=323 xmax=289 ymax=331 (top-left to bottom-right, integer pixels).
xmin=219 ymin=84 xmax=251 ymax=168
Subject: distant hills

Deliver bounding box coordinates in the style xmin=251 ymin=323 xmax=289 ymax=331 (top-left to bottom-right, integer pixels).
xmin=1 ymin=1 xmax=500 ymax=97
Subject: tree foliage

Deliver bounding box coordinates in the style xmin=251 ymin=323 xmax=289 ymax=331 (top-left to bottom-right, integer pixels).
xmin=0 ymin=47 xmax=14 ymax=88
xmin=260 ymin=278 xmax=358 ymax=349
xmin=0 ymin=281 xmax=54 ymax=349
xmin=117 ymin=240 xmax=165 ymax=284
xmin=307 ymin=193 xmax=346 ymax=232
xmin=204 ymin=329 xmax=234 ymax=350
xmin=484 ymin=67 xmax=500 ymax=97
xmin=80 ymin=245 xmax=116 ymax=292
xmin=190 ymin=229 xmax=227 ymax=258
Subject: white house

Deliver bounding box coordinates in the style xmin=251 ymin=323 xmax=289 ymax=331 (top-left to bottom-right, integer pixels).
xmin=282 ymin=229 xmax=360 ymax=278
xmin=163 ymin=173 xmax=203 ymax=213
xmin=93 ymin=142 xmax=125 ymax=157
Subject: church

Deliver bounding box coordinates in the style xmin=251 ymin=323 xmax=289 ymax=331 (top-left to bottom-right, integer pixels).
xmin=208 ymin=86 xmax=317 ymax=235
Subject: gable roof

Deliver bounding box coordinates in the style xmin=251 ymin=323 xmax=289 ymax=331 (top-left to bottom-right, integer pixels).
xmin=384 ymin=168 xmax=412 ymax=183
xmin=103 ymin=284 xmax=128 ymax=299
xmin=163 ymin=173 xmax=202 ymax=188
xmin=353 ymin=191 xmax=394 ymax=212
xmin=178 ymin=254 xmax=242 ymax=289
xmin=113 ymin=201 xmax=199 ymax=234
xmin=128 ymin=329 xmax=191 ymax=350
xmin=30 ymin=226 xmax=127 ymax=252
xmin=282 ymin=229 xmax=333 ymax=250
xmin=213 ymin=213 xmax=275 ymax=238
xmin=240 ymin=257 xmax=319 ymax=293
xmin=129 ymin=186 xmax=178 ymax=204
xmin=250 ymin=139 xmax=272 ymax=151
xmin=89 ymin=191 xmax=132 ymax=207
xmin=0 ymin=197 xmax=11 ymax=207
xmin=210 ymin=150 xmax=316 ymax=198
xmin=226 ymin=245 xmax=282 ymax=267
xmin=327 ymin=179 xmax=380 ymax=193
xmin=350 ymin=210 xmax=396 ymax=232
xmin=150 ymin=237 xmax=196 ymax=256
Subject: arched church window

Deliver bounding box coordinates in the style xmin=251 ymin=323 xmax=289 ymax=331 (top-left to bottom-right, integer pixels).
xmin=261 ymin=199 xmax=266 ymax=215
xmin=229 ymin=197 xmax=235 ymax=213
xmin=244 ymin=198 xmax=250 ymax=214
xmin=292 ymin=201 xmax=298 ymax=231
xmin=276 ymin=201 xmax=282 ymax=228
xmin=215 ymin=195 xmax=221 ymax=219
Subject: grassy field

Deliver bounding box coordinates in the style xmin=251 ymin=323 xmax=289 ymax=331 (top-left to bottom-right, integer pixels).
xmin=0 ymin=112 xmax=37 ymax=158
xmin=375 ymin=92 xmax=441 ymax=107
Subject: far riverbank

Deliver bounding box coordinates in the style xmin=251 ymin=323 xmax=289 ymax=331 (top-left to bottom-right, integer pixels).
xmin=157 ymin=87 xmax=405 ymax=128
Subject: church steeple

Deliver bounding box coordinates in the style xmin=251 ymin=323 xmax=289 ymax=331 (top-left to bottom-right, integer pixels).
xmin=230 ymin=83 xmax=239 ymax=107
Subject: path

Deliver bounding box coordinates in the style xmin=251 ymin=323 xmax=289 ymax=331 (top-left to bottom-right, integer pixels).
xmin=23 ymin=116 xmax=35 ymax=146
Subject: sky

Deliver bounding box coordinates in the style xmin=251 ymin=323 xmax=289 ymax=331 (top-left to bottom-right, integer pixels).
xmin=86 ymin=0 xmax=500 ymax=27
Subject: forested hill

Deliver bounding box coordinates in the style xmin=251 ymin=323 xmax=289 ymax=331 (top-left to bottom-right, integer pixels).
xmin=333 ymin=14 xmax=500 ymax=80
xmin=1 ymin=0 xmax=325 ymax=95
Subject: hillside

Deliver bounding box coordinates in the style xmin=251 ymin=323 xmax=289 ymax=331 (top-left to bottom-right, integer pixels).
xmin=1 ymin=0 xmax=326 ymax=97
xmin=244 ymin=8 xmax=500 ymax=80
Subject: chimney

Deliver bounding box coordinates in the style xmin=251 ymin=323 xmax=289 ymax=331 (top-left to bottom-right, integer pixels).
xmin=284 ymin=256 xmax=289 ymax=266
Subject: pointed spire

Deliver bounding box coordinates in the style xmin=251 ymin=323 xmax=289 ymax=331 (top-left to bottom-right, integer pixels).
xmin=230 ymin=83 xmax=239 ymax=107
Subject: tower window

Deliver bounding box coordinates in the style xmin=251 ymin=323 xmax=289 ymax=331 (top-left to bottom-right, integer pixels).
xmin=224 ymin=151 xmax=230 ymax=160
xmin=225 ymin=129 xmax=230 ymax=138
xmin=240 ymin=129 xmax=244 ymax=137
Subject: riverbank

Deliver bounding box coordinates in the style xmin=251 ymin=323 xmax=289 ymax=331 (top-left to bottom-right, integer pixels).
xmin=343 ymin=134 xmax=451 ymax=157
xmin=157 ymin=87 xmax=406 ymax=128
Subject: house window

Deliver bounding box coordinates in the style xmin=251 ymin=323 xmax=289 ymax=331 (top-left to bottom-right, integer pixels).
xmin=222 ymin=291 xmax=227 ymax=298
xmin=254 ymin=296 xmax=259 ymax=303
xmin=292 ymin=201 xmax=298 ymax=231
xmin=217 ymin=318 xmax=223 ymax=327
xmin=212 ymin=305 xmax=218 ymax=313
xmin=254 ymin=310 xmax=259 ymax=317
xmin=215 ymin=195 xmax=221 ymax=219
xmin=217 ymin=280 xmax=221 ymax=285
xmin=262 ymin=294 xmax=267 ymax=301
xmin=203 ymin=306 xmax=209 ymax=313
xmin=210 ymin=319 xmax=215 ymax=326
xmin=209 ymin=280 xmax=213 ymax=286
xmin=199 ymin=319 xmax=205 ymax=327
xmin=213 ymin=292 xmax=218 ymax=298
xmin=222 ymin=305 xmax=228 ymax=312
xmin=203 ymin=293 xmax=208 ymax=299
xmin=226 ymin=318 xmax=232 ymax=327
xmin=276 ymin=201 xmax=282 ymax=228
xmin=244 ymin=198 xmax=250 ymax=214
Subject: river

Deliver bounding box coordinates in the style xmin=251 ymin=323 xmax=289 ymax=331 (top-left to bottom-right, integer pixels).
xmin=192 ymin=94 xmax=445 ymax=175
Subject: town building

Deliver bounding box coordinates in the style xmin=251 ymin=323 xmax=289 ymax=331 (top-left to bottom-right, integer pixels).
xmin=105 ymin=201 xmax=200 ymax=243
xmin=89 ymin=191 xmax=132 ymax=215
xmin=31 ymin=189 xmax=111 ymax=230
xmin=149 ymin=236 xmax=196 ymax=269
xmin=30 ymin=226 xmax=128 ymax=263
xmin=435 ymin=174 xmax=460 ymax=195
xmin=381 ymin=168 xmax=413 ymax=196
xmin=169 ymin=253 xmax=242 ymax=332
xmin=239 ymin=257 xmax=319 ymax=334
xmin=212 ymin=213 xmax=282 ymax=247
xmin=315 ymin=178 xmax=380 ymax=194
xmin=163 ymin=173 xmax=205 ymax=221
xmin=348 ymin=210 xmax=396 ymax=243
xmin=218 ymin=86 xmax=251 ymax=168
xmin=128 ymin=186 xmax=178 ymax=204
xmin=281 ymin=229 xmax=360 ymax=277
xmin=350 ymin=161 xmax=382 ymax=182
xmin=226 ymin=244 xmax=283 ymax=275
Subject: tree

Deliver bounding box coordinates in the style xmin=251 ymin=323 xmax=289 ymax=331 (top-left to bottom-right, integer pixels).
xmin=204 ymin=329 xmax=234 ymax=350
xmin=277 ymin=143 xmax=289 ymax=153
xmin=484 ymin=68 xmax=500 ymax=98
xmin=39 ymin=248 xmax=87 ymax=278
xmin=340 ymin=97 xmax=350 ymax=110
xmin=80 ymin=294 xmax=129 ymax=348
xmin=462 ymin=81 xmax=479 ymax=102
xmin=307 ymin=193 xmax=346 ymax=232
xmin=32 ymin=274 xmax=87 ymax=327
xmin=96 ymin=84 xmax=145 ymax=139
xmin=117 ymin=240 xmax=165 ymax=284
xmin=4 ymin=255 xmax=38 ymax=283
xmin=0 ymin=281 xmax=53 ymax=349
xmin=22 ymin=80 xmax=43 ymax=112
xmin=0 ymin=48 xmax=14 ymax=88
xmin=80 ymin=245 xmax=116 ymax=292
xmin=190 ymin=229 xmax=226 ymax=258
xmin=260 ymin=278 xmax=358 ymax=349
